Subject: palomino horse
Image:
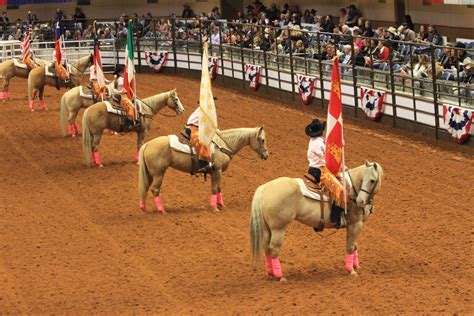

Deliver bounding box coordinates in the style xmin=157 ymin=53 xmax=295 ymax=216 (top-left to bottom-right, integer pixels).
xmin=138 ymin=127 xmax=269 ymax=213
xmin=59 ymin=82 xmax=115 ymax=137
xmin=27 ymin=54 xmax=93 ymax=111
xmin=250 ymin=161 xmax=384 ymax=281
xmin=82 ymin=89 xmax=185 ymax=167
xmin=0 ymin=57 xmax=50 ymax=101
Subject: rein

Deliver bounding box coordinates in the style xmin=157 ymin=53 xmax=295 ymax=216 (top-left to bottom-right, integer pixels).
xmin=137 ymin=96 xmax=180 ymax=119
xmin=214 ymin=132 xmax=257 ymax=161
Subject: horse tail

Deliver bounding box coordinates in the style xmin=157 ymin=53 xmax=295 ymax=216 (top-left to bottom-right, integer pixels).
xmin=250 ymin=184 xmax=267 ymax=262
xmin=138 ymin=143 xmax=152 ymax=203
xmin=60 ymin=92 xmax=69 ymax=137
xmin=82 ymin=107 xmax=93 ymax=166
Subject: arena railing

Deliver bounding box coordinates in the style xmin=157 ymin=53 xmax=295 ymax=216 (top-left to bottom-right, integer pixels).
xmin=2 ymin=17 xmax=472 ymax=140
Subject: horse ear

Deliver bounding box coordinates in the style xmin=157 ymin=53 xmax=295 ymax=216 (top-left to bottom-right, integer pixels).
xmin=373 ymin=163 xmax=378 ymax=170
xmin=258 ymin=126 xmax=264 ymax=135
xmin=364 ymin=160 xmax=370 ymax=166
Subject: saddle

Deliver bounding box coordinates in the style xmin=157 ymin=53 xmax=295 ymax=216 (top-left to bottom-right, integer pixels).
xmin=302 ymin=173 xmax=327 ymax=232
xmin=178 ymin=132 xmax=207 ymax=177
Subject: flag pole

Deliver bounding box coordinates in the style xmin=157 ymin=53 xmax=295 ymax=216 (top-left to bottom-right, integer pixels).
xmin=341 ymin=126 xmax=348 ymax=215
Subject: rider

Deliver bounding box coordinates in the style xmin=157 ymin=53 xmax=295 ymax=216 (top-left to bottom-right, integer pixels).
xmin=112 ymin=65 xmax=138 ymax=126
xmin=88 ymin=64 xmax=107 ymax=102
xmin=305 ymin=118 xmax=344 ymax=229
xmin=184 ymin=102 xmax=216 ymax=174
xmin=50 ymin=47 xmax=69 ymax=89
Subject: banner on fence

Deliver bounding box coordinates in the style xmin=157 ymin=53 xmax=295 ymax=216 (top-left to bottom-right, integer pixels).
xmin=208 ymin=57 xmax=218 ymax=80
xmin=296 ymin=74 xmax=316 ymax=105
xmin=360 ymin=87 xmax=385 ymax=121
xmin=442 ymin=105 xmax=473 ymax=144
xmin=245 ymin=64 xmax=261 ymax=91
xmin=145 ymin=51 xmax=168 ymax=72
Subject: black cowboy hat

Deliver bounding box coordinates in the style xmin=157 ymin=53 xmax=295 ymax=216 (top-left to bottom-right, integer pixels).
xmin=113 ymin=64 xmax=124 ymax=76
xmin=305 ymin=119 xmax=326 ymax=137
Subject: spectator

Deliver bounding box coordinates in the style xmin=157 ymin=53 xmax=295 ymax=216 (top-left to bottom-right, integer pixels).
xmin=353 ymin=46 xmax=366 ymax=66
xmin=412 ymin=55 xmax=429 ymax=78
xmin=339 ymin=44 xmax=352 ymax=65
xmin=55 ymin=8 xmax=65 ymax=23
xmin=73 ymin=7 xmax=86 ymax=29
xmin=210 ymin=7 xmax=221 ymax=20
xmin=362 ymin=20 xmax=374 ymax=37
xmin=373 ymin=40 xmax=390 ymax=69
xmin=356 ymin=17 xmax=365 ymax=34
xmin=1 ymin=11 xmax=9 ymax=38
xmin=455 ymin=42 xmax=468 ymax=63
xmin=346 ymin=4 xmax=360 ymax=27
xmin=405 ymin=15 xmax=415 ymax=31
xmin=182 ymin=4 xmax=195 ymax=19
xmin=210 ymin=27 xmax=220 ymax=45
xmin=321 ymin=15 xmax=335 ymax=33
xmin=400 ymin=24 xmax=416 ymax=42
xmin=353 ymin=27 xmax=364 ymax=49
xmin=159 ymin=18 xmax=169 ymax=39
xmin=338 ymin=8 xmax=348 ymax=26
xmin=267 ymin=3 xmax=280 ymax=22
xmin=425 ymin=25 xmax=442 ymax=45
xmin=416 ymin=25 xmax=428 ymax=42
xmin=302 ymin=10 xmax=313 ymax=24
xmin=26 ymin=11 xmax=34 ymax=25
xmin=458 ymin=57 xmax=473 ymax=83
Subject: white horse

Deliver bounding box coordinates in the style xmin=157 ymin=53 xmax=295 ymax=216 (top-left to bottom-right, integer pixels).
xmin=250 ymin=162 xmax=384 ymax=281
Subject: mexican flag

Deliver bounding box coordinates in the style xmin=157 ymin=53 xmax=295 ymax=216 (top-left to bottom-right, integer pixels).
xmin=124 ymin=21 xmax=135 ymax=99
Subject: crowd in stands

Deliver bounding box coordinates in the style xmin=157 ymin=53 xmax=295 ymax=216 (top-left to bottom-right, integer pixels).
xmin=0 ymin=1 xmax=472 ymax=87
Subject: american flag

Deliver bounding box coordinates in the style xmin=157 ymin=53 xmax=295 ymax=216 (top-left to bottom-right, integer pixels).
xmin=20 ymin=24 xmax=32 ymax=62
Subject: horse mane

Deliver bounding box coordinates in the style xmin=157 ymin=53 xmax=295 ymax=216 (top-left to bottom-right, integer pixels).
xmin=216 ymin=128 xmax=258 ymax=149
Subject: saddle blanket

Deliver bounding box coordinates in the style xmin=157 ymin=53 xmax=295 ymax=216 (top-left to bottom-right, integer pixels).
xmin=104 ymin=101 xmax=126 ymax=116
xmin=295 ymin=178 xmax=329 ymax=202
xmin=168 ymin=135 xmax=215 ymax=155
xmin=13 ymin=59 xmax=27 ymax=69
xmin=45 ymin=64 xmax=72 ymax=77
xmin=79 ymin=86 xmax=93 ymax=99
xmin=80 ymin=85 xmax=112 ymax=99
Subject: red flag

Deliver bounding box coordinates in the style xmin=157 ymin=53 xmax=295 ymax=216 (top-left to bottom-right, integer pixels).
xmin=325 ymin=58 xmax=344 ymax=175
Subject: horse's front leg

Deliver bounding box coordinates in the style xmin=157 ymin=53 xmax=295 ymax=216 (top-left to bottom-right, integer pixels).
xmin=210 ymin=169 xmax=222 ymax=212
xmin=136 ymin=129 xmax=146 ymax=163
xmin=1 ymin=78 xmax=10 ymax=101
xmin=345 ymin=220 xmax=363 ymax=276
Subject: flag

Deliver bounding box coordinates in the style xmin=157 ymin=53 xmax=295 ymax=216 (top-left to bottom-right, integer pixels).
xmin=296 ymin=74 xmax=316 ymax=105
xmin=20 ymin=24 xmax=32 ymax=61
xmin=145 ymin=51 xmax=168 ymax=72
xmin=245 ymin=64 xmax=261 ymax=90
xmin=124 ymin=20 xmax=135 ymax=99
xmin=443 ymin=105 xmax=474 ymax=144
xmin=54 ymin=21 xmax=62 ymax=64
xmin=93 ymin=21 xmax=105 ymax=93
xmin=325 ymin=58 xmax=344 ymax=175
xmin=360 ymin=87 xmax=385 ymax=121
xmin=198 ymin=42 xmax=218 ymax=148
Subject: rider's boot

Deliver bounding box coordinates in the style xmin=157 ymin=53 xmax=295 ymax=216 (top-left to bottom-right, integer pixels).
xmin=330 ymin=204 xmax=343 ymax=229
xmin=198 ymin=160 xmax=212 ymax=173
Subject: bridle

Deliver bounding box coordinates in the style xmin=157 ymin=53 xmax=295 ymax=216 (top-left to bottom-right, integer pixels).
xmin=136 ymin=94 xmax=183 ymax=119
xmin=346 ymin=163 xmax=379 ymax=210
xmin=214 ymin=129 xmax=266 ymax=161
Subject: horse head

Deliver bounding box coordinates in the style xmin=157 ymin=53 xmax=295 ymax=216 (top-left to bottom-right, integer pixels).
xmin=166 ymin=89 xmax=185 ymax=115
xmin=356 ymin=161 xmax=383 ymax=208
xmin=250 ymin=127 xmax=269 ymax=160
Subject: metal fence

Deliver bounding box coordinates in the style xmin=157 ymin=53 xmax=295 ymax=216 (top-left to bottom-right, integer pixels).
xmin=1 ymin=17 xmax=473 ymax=139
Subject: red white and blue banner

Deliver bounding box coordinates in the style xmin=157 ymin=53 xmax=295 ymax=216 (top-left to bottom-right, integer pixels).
xmin=20 ymin=24 xmax=32 ymax=62
xmin=296 ymin=74 xmax=316 ymax=105
xmin=245 ymin=64 xmax=261 ymax=91
xmin=360 ymin=87 xmax=385 ymax=121
xmin=145 ymin=51 xmax=168 ymax=73
xmin=54 ymin=21 xmax=63 ymax=64
xmin=442 ymin=105 xmax=473 ymax=144
xmin=208 ymin=57 xmax=218 ymax=80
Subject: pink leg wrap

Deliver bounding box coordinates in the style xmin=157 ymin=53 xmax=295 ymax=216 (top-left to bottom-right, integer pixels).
xmin=29 ymin=100 xmax=35 ymax=111
xmin=68 ymin=123 xmax=74 ymax=136
xmin=353 ymin=250 xmax=359 ymax=269
xmin=264 ymin=255 xmax=273 ymax=276
xmin=92 ymin=151 xmax=102 ymax=166
xmin=210 ymin=194 xmax=217 ymax=208
xmin=135 ymin=151 xmax=139 ymax=161
xmin=40 ymin=100 xmax=46 ymax=110
xmin=217 ymin=192 xmax=224 ymax=206
xmin=73 ymin=123 xmax=79 ymax=134
xmin=154 ymin=196 xmax=165 ymax=213
xmin=345 ymin=253 xmax=355 ymax=272
xmin=271 ymin=258 xmax=283 ymax=278
xmin=139 ymin=200 xmax=146 ymax=210
xmin=0 ymin=92 xmax=5 ymax=100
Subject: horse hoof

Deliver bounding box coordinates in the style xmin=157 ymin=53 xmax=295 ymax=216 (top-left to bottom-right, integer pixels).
xmin=97 ymin=164 xmax=104 ymax=168
xmin=30 ymin=109 xmax=35 ymax=112
xmin=217 ymin=204 xmax=225 ymax=210
xmin=349 ymin=270 xmax=359 ymax=277
xmin=278 ymin=277 xmax=287 ymax=283
xmin=211 ymin=207 xmax=220 ymax=212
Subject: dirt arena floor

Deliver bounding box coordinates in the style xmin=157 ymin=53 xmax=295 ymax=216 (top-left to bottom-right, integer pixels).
xmin=0 ymin=73 xmax=473 ymax=314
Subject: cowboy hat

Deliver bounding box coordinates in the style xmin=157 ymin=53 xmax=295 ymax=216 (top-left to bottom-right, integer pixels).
xmin=386 ymin=26 xmax=398 ymax=35
xmin=305 ymin=119 xmax=326 ymax=137
xmin=459 ymin=57 xmax=473 ymax=69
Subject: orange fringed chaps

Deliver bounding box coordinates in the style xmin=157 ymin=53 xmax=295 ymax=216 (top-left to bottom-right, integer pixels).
xmin=189 ymin=126 xmax=211 ymax=161
xmin=320 ymin=167 xmax=348 ymax=208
